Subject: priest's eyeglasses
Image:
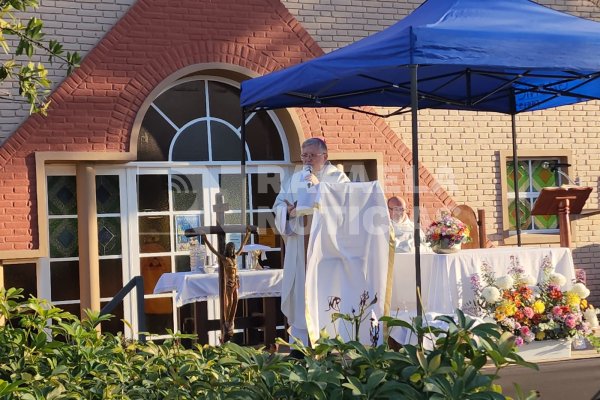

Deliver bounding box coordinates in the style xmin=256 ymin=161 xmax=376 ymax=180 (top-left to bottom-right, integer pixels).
xmin=300 ymin=152 xmax=324 ymax=160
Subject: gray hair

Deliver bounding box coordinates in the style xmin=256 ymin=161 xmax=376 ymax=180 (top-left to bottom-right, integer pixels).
xmin=302 ymin=137 xmax=327 ymax=152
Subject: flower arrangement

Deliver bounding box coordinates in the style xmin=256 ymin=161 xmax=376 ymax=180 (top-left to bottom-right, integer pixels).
xmin=468 ymin=256 xmax=599 ymax=346
xmin=425 ymin=212 xmax=471 ymax=251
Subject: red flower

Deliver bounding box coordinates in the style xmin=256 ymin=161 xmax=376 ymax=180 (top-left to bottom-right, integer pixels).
xmin=514 ymin=310 xmax=525 ymax=321
xmin=549 ymin=287 xmax=563 ymax=300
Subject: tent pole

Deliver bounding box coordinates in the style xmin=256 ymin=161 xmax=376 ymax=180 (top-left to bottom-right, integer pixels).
xmin=510 ymin=112 xmax=522 ymax=246
xmin=410 ymin=65 xmax=423 ymax=319
xmin=241 ymin=108 xmax=247 ymax=229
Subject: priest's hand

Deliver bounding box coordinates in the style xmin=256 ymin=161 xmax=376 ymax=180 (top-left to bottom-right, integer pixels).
xmin=306 ymin=173 xmax=319 ymax=186
xmin=284 ymin=199 xmax=297 ymax=218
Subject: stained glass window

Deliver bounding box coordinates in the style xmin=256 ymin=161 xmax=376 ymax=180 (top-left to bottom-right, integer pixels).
xmin=47 ymin=176 xmax=77 ymax=215
xmin=96 ymin=175 xmax=120 ymax=214
xmin=506 ymin=159 xmax=560 ymax=232
xmin=49 ymin=218 xmax=79 ymax=258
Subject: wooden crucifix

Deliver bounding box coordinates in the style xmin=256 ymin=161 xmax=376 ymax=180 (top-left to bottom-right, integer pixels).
xmin=185 ymin=192 xmax=256 ymax=342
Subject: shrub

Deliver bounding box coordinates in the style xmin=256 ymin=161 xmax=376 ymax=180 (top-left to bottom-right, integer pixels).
xmin=0 ymin=287 xmax=537 ymax=399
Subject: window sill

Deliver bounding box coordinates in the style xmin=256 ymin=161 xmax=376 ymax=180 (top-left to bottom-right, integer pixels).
xmin=502 ymin=232 xmax=561 ymax=246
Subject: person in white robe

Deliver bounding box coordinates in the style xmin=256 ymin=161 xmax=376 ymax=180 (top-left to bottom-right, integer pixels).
xmin=388 ymin=196 xmax=425 ymax=253
xmin=273 ymin=138 xmax=349 ymax=345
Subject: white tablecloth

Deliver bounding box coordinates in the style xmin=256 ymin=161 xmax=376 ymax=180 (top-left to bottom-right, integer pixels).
xmin=389 ymin=247 xmax=575 ymax=345
xmin=153 ymin=269 xmax=283 ymax=307
xmin=391 ymin=247 xmax=576 ymax=316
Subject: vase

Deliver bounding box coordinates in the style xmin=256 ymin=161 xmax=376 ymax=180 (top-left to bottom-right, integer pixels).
xmin=431 ymin=243 xmax=461 ymax=254
xmin=516 ymin=339 xmax=572 ymax=362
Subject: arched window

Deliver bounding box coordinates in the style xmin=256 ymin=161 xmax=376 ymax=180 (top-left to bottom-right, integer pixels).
xmin=137 ymin=77 xmax=286 ymax=162
xmin=131 ymin=74 xmax=290 ymax=340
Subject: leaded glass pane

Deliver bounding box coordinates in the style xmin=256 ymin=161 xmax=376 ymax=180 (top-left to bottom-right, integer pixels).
xmin=137 ymin=106 xmax=177 ymax=161
xmin=531 ymin=160 xmax=558 ymax=192
xmin=171 ymin=121 xmax=209 ymax=161
xmin=100 ymin=301 xmax=124 ymax=335
xmin=252 ymin=212 xmax=281 ymax=269
xmin=508 ymin=199 xmax=532 ymax=231
xmin=154 ymin=80 xmax=206 ymax=128
xmin=139 ymin=215 xmax=171 ymax=253
xmin=48 ymin=176 xmax=77 ymax=215
xmin=141 ymin=256 xmax=171 ymax=295
xmin=224 ymin=212 xmax=242 ymax=225
xmin=138 ymin=175 xmax=169 ymax=212
xmin=141 ymin=255 xmax=173 ymax=334
xmin=100 ymin=258 xmax=123 ymax=298
xmin=211 ymin=121 xmax=241 ymax=161
xmin=50 ymin=260 xmax=80 ymax=301
xmin=251 ymin=173 xmax=280 ymax=209
xmin=246 ymin=112 xmax=284 ymax=160
xmin=96 ymin=175 xmax=120 ymax=214
xmin=49 ymin=218 xmax=78 ymax=258
xmin=2 ymin=263 xmax=37 ymax=298
xmin=175 ymin=255 xmax=191 ymax=272
xmin=208 ymin=81 xmax=241 ymax=127
xmin=98 ymin=217 xmax=121 ymax=256
xmin=219 ymin=174 xmax=249 ymax=210
xmin=533 ymin=213 xmax=558 ymax=230
xmin=60 ymin=303 xmax=81 ymax=318
xmin=145 ymin=303 xmax=173 ymax=335
xmin=506 ymin=161 xmax=529 ymax=193
xmin=172 ymin=174 xmax=203 ymax=211
xmin=174 ymin=215 xmax=201 ymax=252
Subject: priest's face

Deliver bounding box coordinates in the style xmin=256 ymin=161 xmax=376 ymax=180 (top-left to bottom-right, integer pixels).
xmin=388 ymin=197 xmax=407 ymax=222
xmin=301 ymin=144 xmax=328 ymax=172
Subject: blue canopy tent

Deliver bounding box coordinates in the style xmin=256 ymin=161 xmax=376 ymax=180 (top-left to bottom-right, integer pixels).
xmin=238 ymin=0 xmax=600 ymax=317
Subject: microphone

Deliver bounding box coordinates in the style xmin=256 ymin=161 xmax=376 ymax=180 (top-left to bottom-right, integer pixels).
xmin=541 ymin=161 xmax=579 ymax=186
xmin=541 ymin=161 xmax=571 ymax=172
xmin=304 ymin=165 xmax=313 ymax=188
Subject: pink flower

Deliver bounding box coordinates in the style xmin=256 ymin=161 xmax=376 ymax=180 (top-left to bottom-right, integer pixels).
xmin=523 ymin=307 xmax=534 ymax=319
xmin=514 ymin=336 xmax=524 ymax=346
xmin=520 ymin=326 xmax=531 ymax=336
xmin=565 ymin=314 xmax=577 ymax=329
xmin=552 ymin=306 xmax=563 ymax=316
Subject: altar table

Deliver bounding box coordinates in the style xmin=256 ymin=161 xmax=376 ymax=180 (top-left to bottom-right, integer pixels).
xmin=153 ymin=269 xmax=283 ymax=344
xmin=391 ymin=247 xmax=576 ymax=316
xmin=154 ymin=269 xmax=283 ymax=306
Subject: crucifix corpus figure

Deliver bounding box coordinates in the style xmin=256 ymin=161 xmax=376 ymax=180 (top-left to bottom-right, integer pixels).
xmin=201 ymin=227 xmax=251 ymax=342
xmin=185 ymin=192 xmax=257 ymax=344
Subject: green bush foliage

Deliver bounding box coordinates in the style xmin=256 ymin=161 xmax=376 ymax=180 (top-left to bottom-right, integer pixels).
xmin=0 ymin=287 xmax=538 ymax=399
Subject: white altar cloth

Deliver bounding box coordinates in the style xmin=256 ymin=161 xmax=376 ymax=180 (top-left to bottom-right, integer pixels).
xmin=390 ymin=247 xmax=576 ymax=320
xmin=153 ymin=269 xmax=283 ymax=307
xmin=389 ymin=247 xmax=575 ymax=344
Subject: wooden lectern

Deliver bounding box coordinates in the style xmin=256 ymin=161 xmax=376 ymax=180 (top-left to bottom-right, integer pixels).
xmin=531 ymin=186 xmax=592 ymax=248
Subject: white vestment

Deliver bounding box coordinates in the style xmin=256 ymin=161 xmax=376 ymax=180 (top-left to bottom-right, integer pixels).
xmin=305 ymin=181 xmax=393 ymax=346
xmin=274 ymin=163 xmax=349 ymax=337
xmin=392 ymin=217 xmax=427 ymax=253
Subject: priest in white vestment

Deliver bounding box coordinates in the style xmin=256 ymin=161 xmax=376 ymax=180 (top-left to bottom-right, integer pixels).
xmin=273 ymin=138 xmax=349 ymax=345
xmin=388 ymin=196 xmax=425 ymax=253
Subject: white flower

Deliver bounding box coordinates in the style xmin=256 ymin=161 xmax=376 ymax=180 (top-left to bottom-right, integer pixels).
xmin=523 ymin=274 xmax=537 ymax=286
xmin=514 ymin=274 xmax=536 ymax=286
xmin=370 ymin=310 xmax=379 ymax=329
xmin=548 ymin=272 xmax=567 ymax=287
xmin=495 ymin=275 xmax=514 ymax=290
xmin=570 ymin=282 xmax=591 ymax=299
xmin=481 ymin=286 xmax=501 ymax=303
xmin=583 ymin=306 xmax=599 ymax=328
